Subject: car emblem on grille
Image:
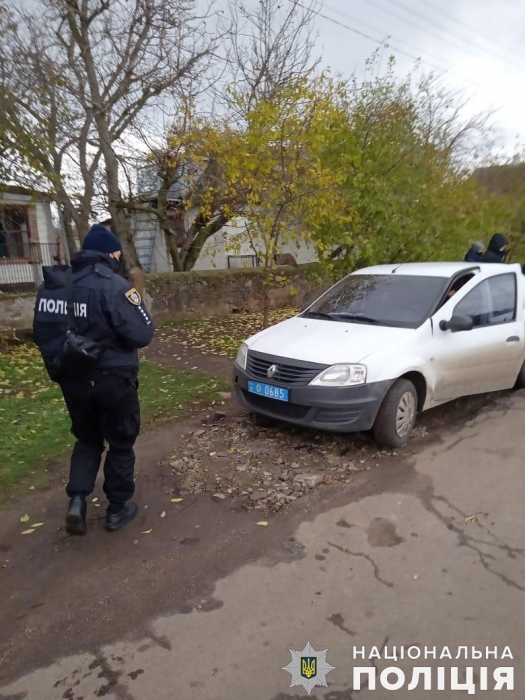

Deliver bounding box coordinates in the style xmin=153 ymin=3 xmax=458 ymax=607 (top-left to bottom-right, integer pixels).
xmin=267 ymin=364 xmax=278 ymax=378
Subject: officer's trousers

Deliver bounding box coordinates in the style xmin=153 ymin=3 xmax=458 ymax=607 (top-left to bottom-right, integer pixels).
xmin=59 ymin=370 xmax=140 ymax=505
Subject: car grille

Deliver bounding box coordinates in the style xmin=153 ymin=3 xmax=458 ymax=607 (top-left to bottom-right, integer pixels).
xmin=246 ymin=353 xmax=327 ymax=386
xmin=241 ymin=391 xmax=311 ymax=419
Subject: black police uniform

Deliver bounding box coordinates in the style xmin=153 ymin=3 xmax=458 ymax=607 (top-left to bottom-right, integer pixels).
xmin=33 ymin=250 xmax=155 ymax=506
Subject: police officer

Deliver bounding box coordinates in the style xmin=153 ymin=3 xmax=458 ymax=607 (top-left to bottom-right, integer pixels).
xmin=33 ymin=225 xmax=155 ymax=535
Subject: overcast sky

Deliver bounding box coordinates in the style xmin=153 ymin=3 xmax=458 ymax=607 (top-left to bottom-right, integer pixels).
xmin=204 ymin=0 xmax=525 ymax=155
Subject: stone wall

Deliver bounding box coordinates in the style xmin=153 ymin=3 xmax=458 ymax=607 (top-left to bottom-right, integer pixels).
xmin=147 ymin=264 xmax=329 ymax=323
xmin=0 ymin=294 xmax=36 ymax=334
xmin=0 ymin=264 xmax=331 ymax=331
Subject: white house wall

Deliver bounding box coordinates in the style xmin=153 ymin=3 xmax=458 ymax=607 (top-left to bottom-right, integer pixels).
xmin=131 ymin=211 xmax=319 ymax=273
xmin=35 ymin=202 xmax=53 ymax=244
xmin=193 ymin=218 xmax=318 ymax=270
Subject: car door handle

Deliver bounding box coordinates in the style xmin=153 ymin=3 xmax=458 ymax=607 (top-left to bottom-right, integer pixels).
xmin=506 ymin=336 xmax=520 ymax=343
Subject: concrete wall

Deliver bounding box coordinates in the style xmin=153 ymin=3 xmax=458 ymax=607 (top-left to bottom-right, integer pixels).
xmin=0 ymin=294 xmax=36 ymax=332
xmin=0 ymin=265 xmax=330 ymax=331
xmin=147 ymin=264 xmax=329 ymax=323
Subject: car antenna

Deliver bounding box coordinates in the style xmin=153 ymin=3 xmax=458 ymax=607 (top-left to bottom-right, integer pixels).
xmin=391 ymin=258 xmax=411 ymax=274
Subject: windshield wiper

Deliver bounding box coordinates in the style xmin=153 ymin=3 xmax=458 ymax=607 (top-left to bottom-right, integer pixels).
xmin=331 ymin=313 xmax=394 ymax=326
xmin=302 ymin=310 xmax=335 ymax=321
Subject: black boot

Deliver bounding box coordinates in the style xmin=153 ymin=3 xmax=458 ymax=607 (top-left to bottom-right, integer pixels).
xmin=65 ymin=495 xmax=87 ymax=535
xmin=105 ymin=501 xmax=138 ymax=532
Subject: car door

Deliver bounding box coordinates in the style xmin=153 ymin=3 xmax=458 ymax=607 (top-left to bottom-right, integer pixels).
xmin=430 ymin=272 xmax=524 ymax=404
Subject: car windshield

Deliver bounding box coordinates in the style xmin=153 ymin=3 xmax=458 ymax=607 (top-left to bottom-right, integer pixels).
xmin=303 ymin=274 xmax=447 ymax=329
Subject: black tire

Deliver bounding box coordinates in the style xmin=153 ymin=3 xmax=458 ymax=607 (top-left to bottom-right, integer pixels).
xmin=373 ymin=379 xmax=418 ymax=448
xmin=514 ymin=359 xmax=525 ymax=389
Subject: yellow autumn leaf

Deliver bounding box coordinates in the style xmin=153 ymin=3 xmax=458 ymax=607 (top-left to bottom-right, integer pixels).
xmin=21 ymin=529 xmax=35 ymax=535
xmin=142 ymin=529 xmax=153 ymax=534
xmin=20 ymin=513 xmax=30 ymax=522
xmin=160 ymin=511 xmax=166 ymax=518
xmin=256 ymin=521 xmax=269 ymax=527
xmin=31 ymin=523 xmax=44 ymax=528
xmin=170 ymin=498 xmax=183 ymax=503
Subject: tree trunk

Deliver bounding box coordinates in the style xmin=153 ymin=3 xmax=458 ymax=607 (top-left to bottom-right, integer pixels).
xmin=183 ymin=226 xmax=213 ymax=271
xmin=261 ymin=257 xmax=272 ymax=329
xmin=93 ymin=109 xmax=141 ymax=268
xmin=61 ymin=207 xmax=79 ymax=256
xmin=163 ymin=227 xmax=183 ymax=271
xmin=262 ymin=284 xmax=270 ymax=329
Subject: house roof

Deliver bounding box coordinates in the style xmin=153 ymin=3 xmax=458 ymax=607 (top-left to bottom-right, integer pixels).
xmin=0 ymin=184 xmax=53 ymax=202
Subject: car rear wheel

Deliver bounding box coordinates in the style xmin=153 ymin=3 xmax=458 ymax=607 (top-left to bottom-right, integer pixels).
xmin=373 ymin=379 xmax=418 ymax=448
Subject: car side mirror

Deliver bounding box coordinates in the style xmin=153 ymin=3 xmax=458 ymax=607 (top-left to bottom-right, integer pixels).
xmin=439 ymin=314 xmax=474 ymax=333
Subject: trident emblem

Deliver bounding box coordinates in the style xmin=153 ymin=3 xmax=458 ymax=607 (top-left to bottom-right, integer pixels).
xmin=301 ymin=657 xmax=317 ymax=679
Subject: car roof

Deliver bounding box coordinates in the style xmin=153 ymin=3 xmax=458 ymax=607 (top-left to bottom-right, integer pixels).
xmin=353 ymin=262 xmax=517 ymax=278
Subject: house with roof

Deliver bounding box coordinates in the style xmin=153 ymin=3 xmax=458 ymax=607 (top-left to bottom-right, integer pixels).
xmin=129 ymin=165 xmax=318 ymax=273
xmin=0 ymin=186 xmax=59 ymax=290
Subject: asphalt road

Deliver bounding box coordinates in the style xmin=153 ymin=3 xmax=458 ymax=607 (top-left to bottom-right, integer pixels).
xmin=1 ymin=394 xmax=524 ymax=699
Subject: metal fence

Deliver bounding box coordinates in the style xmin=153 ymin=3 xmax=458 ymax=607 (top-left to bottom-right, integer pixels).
xmin=227 ymin=254 xmax=261 ymax=269
xmin=0 ymin=231 xmax=62 ymax=292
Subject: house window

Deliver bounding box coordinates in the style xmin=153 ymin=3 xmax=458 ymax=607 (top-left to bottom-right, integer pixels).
xmin=0 ymin=208 xmax=30 ymax=259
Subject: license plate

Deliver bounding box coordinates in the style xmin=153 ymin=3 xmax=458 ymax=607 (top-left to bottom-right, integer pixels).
xmin=248 ymin=380 xmax=289 ymax=402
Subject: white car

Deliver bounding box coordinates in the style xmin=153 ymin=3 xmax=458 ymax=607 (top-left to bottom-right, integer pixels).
xmin=233 ymin=262 xmax=525 ymax=447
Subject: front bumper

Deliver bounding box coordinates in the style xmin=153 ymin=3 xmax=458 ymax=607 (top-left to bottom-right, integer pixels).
xmin=233 ymin=363 xmax=393 ymax=433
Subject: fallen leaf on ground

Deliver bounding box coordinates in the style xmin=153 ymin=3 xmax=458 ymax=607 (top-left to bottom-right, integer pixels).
xmin=21 ymin=529 xmax=35 ymax=535
xmin=170 ymin=498 xmax=183 ymax=503
xmin=160 ymin=511 xmax=166 ymax=518
xmin=256 ymin=521 xmax=269 ymax=527
xmin=142 ymin=529 xmax=153 ymax=534
xmin=28 ymin=486 xmax=35 ymax=490
xmin=31 ymin=523 xmax=44 ymax=528
xmin=20 ymin=514 xmax=30 ymax=523
xmin=92 ymin=497 xmax=98 ymax=502
xmin=465 ymin=515 xmax=476 ymax=524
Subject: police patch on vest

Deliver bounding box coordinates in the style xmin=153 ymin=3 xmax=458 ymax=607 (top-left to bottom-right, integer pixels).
xmin=125 ymin=288 xmax=141 ymax=306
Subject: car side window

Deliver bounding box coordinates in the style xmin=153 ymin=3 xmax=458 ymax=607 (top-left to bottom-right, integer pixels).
xmin=454 ymin=274 xmax=516 ymax=328
xmin=489 ymin=274 xmax=516 ymax=323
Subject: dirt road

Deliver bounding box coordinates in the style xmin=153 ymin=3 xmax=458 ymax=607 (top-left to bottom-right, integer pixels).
xmin=1 ymin=385 xmax=524 ymax=698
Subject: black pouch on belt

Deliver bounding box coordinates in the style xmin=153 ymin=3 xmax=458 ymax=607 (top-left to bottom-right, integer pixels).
xmin=54 ymin=266 xmax=103 ymax=377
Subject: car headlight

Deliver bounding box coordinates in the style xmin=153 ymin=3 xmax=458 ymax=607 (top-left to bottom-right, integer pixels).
xmin=235 ymin=342 xmax=248 ymax=370
xmin=310 ymin=364 xmax=367 ymax=387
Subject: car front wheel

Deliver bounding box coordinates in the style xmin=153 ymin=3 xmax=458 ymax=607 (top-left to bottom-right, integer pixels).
xmin=373 ymin=379 xmax=418 ymax=448
xmin=514 ymin=358 xmax=525 ymax=389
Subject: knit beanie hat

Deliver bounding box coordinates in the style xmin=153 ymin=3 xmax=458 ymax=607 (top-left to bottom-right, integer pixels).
xmin=83 ymin=224 xmax=122 ymax=254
